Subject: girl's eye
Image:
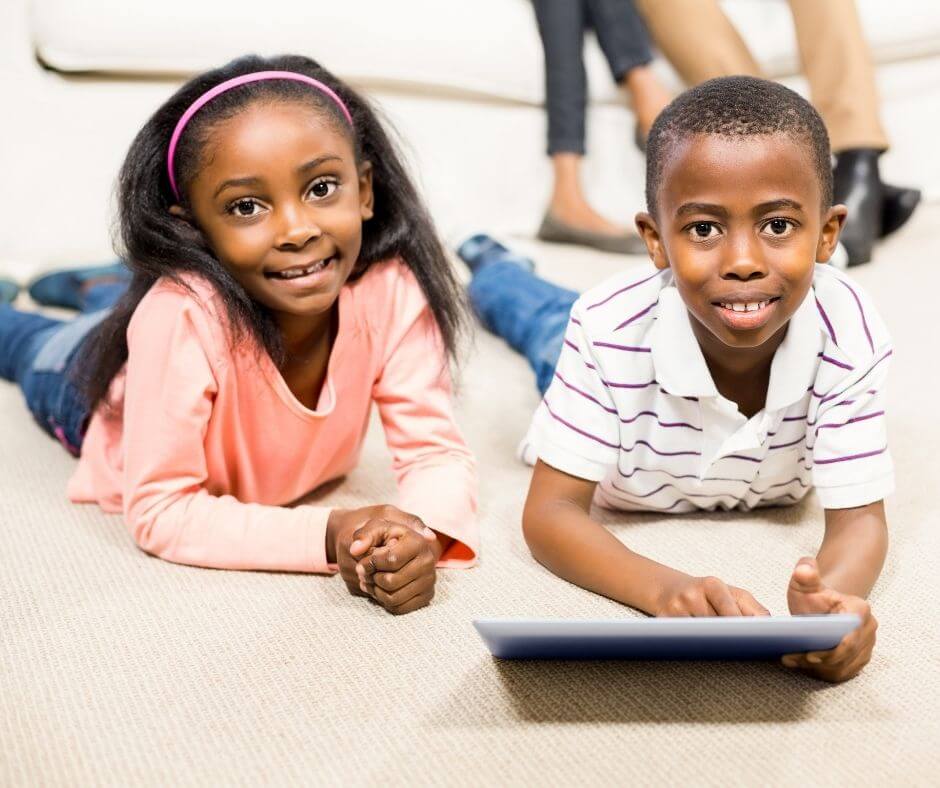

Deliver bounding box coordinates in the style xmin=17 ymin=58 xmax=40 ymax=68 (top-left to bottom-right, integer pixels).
xmin=688 ymin=222 xmax=720 ymax=241
xmin=762 ymin=218 xmax=796 ymax=237
xmin=308 ymin=179 xmax=338 ymax=200
xmin=229 ymin=199 xmax=263 ymax=217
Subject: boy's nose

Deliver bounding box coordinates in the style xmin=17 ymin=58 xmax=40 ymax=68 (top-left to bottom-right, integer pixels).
xmin=721 ymin=234 xmax=767 ymax=281
xmin=275 ymin=203 xmax=322 ymax=250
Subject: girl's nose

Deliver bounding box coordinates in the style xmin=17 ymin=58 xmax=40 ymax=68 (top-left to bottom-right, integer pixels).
xmin=274 ymin=203 xmax=322 ymax=250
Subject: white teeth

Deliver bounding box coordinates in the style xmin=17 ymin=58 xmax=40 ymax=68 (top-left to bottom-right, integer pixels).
xmin=274 ymin=258 xmax=331 ymax=279
xmin=720 ymin=300 xmax=770 ymax=313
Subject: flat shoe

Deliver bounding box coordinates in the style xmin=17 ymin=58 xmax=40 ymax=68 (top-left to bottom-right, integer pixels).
xmin=28 ymin=261 xmax=128 ymax=310
xmin=537 ymin=213 xmax=648 ymax=256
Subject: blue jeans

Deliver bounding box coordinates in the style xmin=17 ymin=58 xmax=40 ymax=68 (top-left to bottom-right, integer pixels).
xmin=467 ymin=257 xmax=579 ymax=395
xmin=0 ymin=282 xmax=126 ymax=455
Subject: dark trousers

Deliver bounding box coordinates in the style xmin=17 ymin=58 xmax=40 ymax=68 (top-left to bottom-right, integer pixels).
xmin=533 ymin=0 xmax=654 ymax=155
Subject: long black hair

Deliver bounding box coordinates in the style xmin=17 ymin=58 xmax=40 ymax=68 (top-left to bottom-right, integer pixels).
xmin=80 ymin=53 xmax=466 ymax=412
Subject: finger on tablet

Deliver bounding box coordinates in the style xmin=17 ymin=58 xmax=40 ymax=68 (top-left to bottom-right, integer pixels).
xmin=704 ymin=578 xmax=742 ymax=616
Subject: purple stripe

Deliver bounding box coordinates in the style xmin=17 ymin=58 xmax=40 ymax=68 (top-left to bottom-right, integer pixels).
xmin=815 ymin=410 xmax=884 ymax=433
xmin=811 ymin=350 xmax=892 ymax=404
xmin=814 ymin=446 xmax=887 ymax=465
xmin=819 ymin=353 xmax=854 ymax=371
xmin=607 ymin=474 xmax=809 ymax=507
xmin=586 ymin=270 xmax=662 ymax=311
xmin=837 ymin=278 xmax=874 ymax=353
xmin=783 ymin=414 xmax=808 ymax=422
xmin=553 ymin=371 xmax=616 ymax=414
xmin=601 ymin=378 xmax=658 ymax=390
xmin=563 ymin=338 xmax=579 ymax=353
xmin=618 ymin=465 xmax=813 ymax=483
xmin=542 ymin=400 xmax=620 ymax=449
xmin=815 ymin=297 xmax=838 ymax=345
xmin=723 ymin=454 xmax=762 ymax=463
xmin=623 ymin=440 xmax=701 ymax=458
xmin=614 ymin=301 xmax=657 ymax=331
xmin=770 ymin=436 xmax=804 ymax=450
xmin=593 ymin=341 xmax=651 ymax=353
xmin=570 ymin=316 xmax=582 ymax=326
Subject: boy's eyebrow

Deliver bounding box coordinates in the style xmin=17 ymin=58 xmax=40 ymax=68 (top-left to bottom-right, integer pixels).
xmin=675 ymin=202 xmax=729 ymax=219
xmin=753 ymin=198 xmax=804 ymax=214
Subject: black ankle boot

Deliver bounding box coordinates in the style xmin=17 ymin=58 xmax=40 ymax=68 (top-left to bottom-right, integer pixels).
xmin=833 ymin=148 xmax=884 ymax=267
xmin=880 ymin=182 xmax=922 ymax=238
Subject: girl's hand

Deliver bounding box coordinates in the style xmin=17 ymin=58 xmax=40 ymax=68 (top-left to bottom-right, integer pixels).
xmin=653 ymin=573 xmax=770 ymax=617
xmin=326 ymin=505 xmax=434 ymax=599
xmin=357 ymin=525 xmax=440 ymax=615
xmin=784 ymin=557 xmax=878 ymax=682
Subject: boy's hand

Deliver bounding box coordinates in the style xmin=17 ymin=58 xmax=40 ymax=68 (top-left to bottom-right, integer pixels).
xmin=784 ymin=557 xmax=877 ymax=682
xmin=653 ymin=574 xmax=770 ymax=617
xmin=326 ymin=506 xmax=435 ymax=599
xmin=357 ymin=525 xmax=440 ymax=615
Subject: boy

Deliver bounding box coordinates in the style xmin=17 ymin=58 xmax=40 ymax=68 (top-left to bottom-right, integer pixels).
xmin=462 ymin=76 xmax=891 ymax=682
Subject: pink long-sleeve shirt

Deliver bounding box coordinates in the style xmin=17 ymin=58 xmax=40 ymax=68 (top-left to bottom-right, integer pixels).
xmin=67 ymin=259 xmax=478 ymax=572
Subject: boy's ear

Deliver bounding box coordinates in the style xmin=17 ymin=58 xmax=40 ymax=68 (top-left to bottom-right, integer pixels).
xmin=635 ymin=212 xmax=669 ymax=270
xmin=358 ymin=161 xmax=374 ymax=221
xmin=815 ymin=204 xmax=848 ymax=263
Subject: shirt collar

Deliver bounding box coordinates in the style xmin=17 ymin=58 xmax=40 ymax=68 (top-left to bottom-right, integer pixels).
xmin=650 ymin=285 xmax=823 ymax=410
xmin=650 ymin=286 xmax=719 ymax=399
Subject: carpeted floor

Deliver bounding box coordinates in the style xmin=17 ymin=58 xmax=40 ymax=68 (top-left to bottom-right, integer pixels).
xmin=2 ymin=208 xmax=939 ymax=786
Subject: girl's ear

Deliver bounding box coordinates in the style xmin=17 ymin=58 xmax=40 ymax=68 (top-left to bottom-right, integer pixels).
xmin=169 ymin=204 xmax=192 ymax=224
xmin=815 ymin=204 xmax=848 ymax=264
xmin=635 ymin=212 xmax=669 ymax=270
xmin=358 ymin=161 xmax=374 ymax=221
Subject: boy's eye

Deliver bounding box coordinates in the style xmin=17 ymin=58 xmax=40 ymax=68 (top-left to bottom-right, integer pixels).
xmin=229 ymin=198 xmax=262 ymax=217
xmin=688 ymin=222 xmax=720 ymax=241
xmin=762 ymin=218 xmax=796 ymax=237
xmin=308 ymin=179 xmax=338 ymax=200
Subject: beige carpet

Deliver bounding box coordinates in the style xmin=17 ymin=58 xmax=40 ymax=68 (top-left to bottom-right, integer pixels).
xmin=2 ymin=208 xmax=939 ymax=786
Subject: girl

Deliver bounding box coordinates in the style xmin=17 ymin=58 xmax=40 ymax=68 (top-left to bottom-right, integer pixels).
xmin=0 ymin=54 xmax=478 ymax=615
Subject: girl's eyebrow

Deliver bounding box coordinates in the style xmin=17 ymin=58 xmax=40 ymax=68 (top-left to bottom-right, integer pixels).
xmin=213 ymin=156 xmax=345 ymax=198
xmin=296 ymin=155 xmax=343 ymax=174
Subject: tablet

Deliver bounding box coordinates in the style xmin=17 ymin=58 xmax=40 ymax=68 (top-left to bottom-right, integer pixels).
xmin=473 ymin=614 xmax=860 ymax=660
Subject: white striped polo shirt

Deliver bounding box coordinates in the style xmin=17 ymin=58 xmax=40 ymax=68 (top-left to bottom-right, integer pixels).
xmin=524 ymin=263 xmax=894 ymax=512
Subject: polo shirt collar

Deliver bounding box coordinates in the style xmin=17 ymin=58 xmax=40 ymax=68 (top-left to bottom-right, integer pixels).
xmin=650 ymin=285 xmax=822 ymax=409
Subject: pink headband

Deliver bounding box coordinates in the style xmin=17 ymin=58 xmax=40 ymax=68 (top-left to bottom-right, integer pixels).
xmin=166 ymin=70 xmax=354 ymax=201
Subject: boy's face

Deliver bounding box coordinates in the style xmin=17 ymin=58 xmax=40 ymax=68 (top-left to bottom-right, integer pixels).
xmin=636 ymin=133 xmax=846 ymax=357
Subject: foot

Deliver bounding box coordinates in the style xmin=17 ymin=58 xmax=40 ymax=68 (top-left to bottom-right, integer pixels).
xmin=456 ymin=234 xmax=534 ymax=274
xmin=0 ymin=278 xmax=20 ymax=305
xmin=833 ymin=148 xmax=883 ymax=267
xmin=28 ymin=261 xmax=129 ymax=310
xmin=548 ymin=196 xmax=628 ymax=237
xmin=880 ymin=182 xmax=921 ymax=238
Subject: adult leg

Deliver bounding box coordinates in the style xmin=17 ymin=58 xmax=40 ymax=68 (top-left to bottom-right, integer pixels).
xmin=584 ymin=0 xmax=671 ymax=141
xmin=533 ymin=0 xmax=639 ymax=248
xmin=788 ymin=0 xmax=920 ymax=264
xmin=460 ymin=236 xmax=579 ymax=394
xmin=633 ymin=0 xmax=760 ymax=83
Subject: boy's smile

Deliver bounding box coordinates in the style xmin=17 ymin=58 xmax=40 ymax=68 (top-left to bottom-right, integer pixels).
xmin=636 ymin=133 xmax=846 ymax=370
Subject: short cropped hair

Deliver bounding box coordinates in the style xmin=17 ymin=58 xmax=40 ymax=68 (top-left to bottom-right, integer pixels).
xmin=645 ymin=76 xmax=832 ymax=215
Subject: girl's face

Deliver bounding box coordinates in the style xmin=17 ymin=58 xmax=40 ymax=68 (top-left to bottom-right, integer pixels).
xmin=177 ymin=99 xmax=373 ymax=324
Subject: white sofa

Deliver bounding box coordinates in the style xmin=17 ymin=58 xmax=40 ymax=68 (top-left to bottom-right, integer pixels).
xmin=2 ymin=0 xmax=940 ymax=277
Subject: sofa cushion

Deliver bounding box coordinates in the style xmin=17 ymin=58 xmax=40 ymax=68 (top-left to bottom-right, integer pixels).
xmin=31 ymin=0 xmax=940 ymax=104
